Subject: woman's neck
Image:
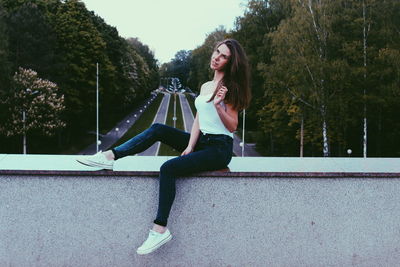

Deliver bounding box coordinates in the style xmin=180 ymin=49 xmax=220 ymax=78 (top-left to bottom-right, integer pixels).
xmin=212 ymin=70 xmax=224 ymax=83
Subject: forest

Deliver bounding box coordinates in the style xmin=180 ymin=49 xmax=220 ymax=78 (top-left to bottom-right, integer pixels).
xmin=0 ymin=0 xmax=159 ymax=153
xmin=163 ymin=0 xmax=400 ymax=157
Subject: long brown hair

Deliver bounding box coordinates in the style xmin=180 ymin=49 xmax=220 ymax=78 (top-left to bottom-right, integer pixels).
xmin=208 ymin=39 xmax=251 ymax=111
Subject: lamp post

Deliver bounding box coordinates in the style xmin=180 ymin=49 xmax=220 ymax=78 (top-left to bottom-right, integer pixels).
xmin=22 ymin=88 xmax=39 ymax=154
xmin=96 ymin=63 xmax=99 ymax=153
xmin=172 ymin=78 xmax=177 ymax=128
xmin=242 ymin=109 xmax=246 ymax=157
xmin=22 ymin=110 xmax=26 ymax=154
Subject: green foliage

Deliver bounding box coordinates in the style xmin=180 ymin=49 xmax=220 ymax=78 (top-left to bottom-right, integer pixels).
xmin=5 ymin=1 xmax=57 ymax=78
xmin=182 ymin=0 xmax=400 ymax=157
xmin=0 ymin=1 xmax=11 ymax=91
xmin=0 ymin=0 xmax=159 ymax=153
xmin=0 ymin=67 xmax=66 ymax=137
xmin=231 ymin=0 xmax=290 ymax=135
xmin=160 ymin=50 xmax=192 ymax=88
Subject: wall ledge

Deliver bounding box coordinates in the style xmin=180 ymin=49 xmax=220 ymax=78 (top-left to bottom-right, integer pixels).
xmin=1 ymin=154 xmax=400 ymax=178
xmin=1 ymin=169 xmax=400 ymax=178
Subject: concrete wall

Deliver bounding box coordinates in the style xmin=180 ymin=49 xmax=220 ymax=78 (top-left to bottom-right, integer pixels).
xmin=1 ymin=174 xmax=400 ymax=266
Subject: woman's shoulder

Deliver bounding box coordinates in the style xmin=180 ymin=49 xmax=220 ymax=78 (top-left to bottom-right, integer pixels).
xmin=201 ymin=81 xmax=213 ymax=87
xmin=199 ymin=81 xmax=213 ymax=93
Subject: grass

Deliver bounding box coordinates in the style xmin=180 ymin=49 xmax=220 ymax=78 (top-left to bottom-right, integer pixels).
xmin=158 ymin=93 xmax=185 ymax=156
xmin=112 ymin=94 xmax=164 ymax=147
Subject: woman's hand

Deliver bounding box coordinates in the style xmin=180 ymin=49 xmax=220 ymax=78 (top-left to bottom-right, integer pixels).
xmin=213 ymin=86 xmax=228 ymax=106
xmin=181 ymin=146 xmax=194 ymax=156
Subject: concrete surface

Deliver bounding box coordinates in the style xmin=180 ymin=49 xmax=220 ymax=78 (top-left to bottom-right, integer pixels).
xmin=1 ymin=155 xmax=400 ymax=266
xmin=179 ymin=94 xmax=194 ymax=132
xmin=1 ymin=173 xmax=400 ymax=266
xmin=1 ymin=154 xmax=400 ymax=174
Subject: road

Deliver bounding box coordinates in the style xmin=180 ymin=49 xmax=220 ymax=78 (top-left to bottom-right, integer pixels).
xmin=78 ymin=94 xmax=157 ymax=155
xmin=137 ymin=93 xmax=170 ymax=156
xmin=179 ymin=94 xmax=194 ymax=132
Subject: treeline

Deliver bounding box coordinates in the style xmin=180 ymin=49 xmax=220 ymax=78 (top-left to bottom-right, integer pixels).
xmin=164 ymin=0 xmax=400 ymax=157
xmin=0 ymin=0 xmax=159 ymax=153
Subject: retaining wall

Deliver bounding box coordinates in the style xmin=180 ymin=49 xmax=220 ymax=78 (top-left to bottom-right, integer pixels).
xmin=1 ymin=174 xmax=400 ymax=266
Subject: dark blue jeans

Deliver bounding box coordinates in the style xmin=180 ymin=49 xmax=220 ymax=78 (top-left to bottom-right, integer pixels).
xmin=112 ymin=123 xmax=233 ymax=226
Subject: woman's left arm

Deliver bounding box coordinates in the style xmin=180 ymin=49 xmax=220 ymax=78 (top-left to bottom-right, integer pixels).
xmin=215 ymin=103 xmax=238 ymax=132
xmin=213 ymin=85 xmax=238 ymax=132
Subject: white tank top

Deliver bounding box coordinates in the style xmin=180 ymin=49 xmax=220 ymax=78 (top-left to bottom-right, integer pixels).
xmin=194 ymin=93 xmax=233 ymax=138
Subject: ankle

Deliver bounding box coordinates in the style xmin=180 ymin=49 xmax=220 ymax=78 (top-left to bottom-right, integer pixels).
xmin=103 ymin=150 xmax=115 ymax=161
xmin=152 ymin=224 xmax=166 ymax=234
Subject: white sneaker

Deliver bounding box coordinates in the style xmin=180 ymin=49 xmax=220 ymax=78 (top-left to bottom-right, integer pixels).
xmin=137 ymin=229 xmax=172 ymax=255
xmin=76 ymin=151 xmax=114 ymax=170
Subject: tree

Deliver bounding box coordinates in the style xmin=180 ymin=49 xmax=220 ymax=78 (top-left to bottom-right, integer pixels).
xmin=0 ymin=0 xmax=11 ymax=92
xmin=0 ymin=67 xmax=65 ymax=153
xmin=232 ymin=0 xmax=291 ymax=149
xmin=161 ymin=50 xmax=192 ymax=88
xmin=0 ymin=0 xmax=160 ymax=153
xmin=5 ymin=1 xmax=57 ymax=79
xmin=48 ymin=0 xmax=110 ymax=135
xmin=126 ymin=37 xmax=159 ymax=92
xmin=126 ymin=37 xmax=159 ymax=95
xmin=258 ymin=0 xmax=350 ymax=157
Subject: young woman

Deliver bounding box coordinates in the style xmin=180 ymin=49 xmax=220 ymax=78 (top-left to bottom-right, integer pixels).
xmin=77 ymin=38 xmax=251 ymax=255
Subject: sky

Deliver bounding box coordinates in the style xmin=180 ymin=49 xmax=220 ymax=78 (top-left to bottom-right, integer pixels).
xmin=80 ymin=0 xmax=246 ymax=64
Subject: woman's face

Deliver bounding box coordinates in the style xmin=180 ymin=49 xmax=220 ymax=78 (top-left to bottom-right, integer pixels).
xmin=210 ymin=43 xmax=231 ymax=71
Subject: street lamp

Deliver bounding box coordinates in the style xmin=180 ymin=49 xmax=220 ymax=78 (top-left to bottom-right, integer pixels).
xmin=347 ymin=149 xmax=352 ymax=157
xmin=96 ymin=63 xmax=99 ymax=153
xmin=172 ymin=78 xmax=177 ymax=128
xmin=241 ymin=109 xmax=246 ymax=157
xmin=23 ymin=88 xmax=39 ymax=154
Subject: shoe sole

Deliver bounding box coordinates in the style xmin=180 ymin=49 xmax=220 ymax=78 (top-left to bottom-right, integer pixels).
xmin=76 ymin=158 xmax=113 ymax=170
xmin=137 ymin=234 xmax=172 ymax=255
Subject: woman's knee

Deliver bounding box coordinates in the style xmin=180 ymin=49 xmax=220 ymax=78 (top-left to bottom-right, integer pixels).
xmin=160 ymin=160 xmax=174 ymax=176
xmin=148 ymin=123 xmax=166 ymax=137
xmin=150 ymin=123 xmax=161 ymax=131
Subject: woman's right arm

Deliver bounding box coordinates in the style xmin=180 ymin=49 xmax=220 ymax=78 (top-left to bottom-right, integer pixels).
xmin=181 ymin=112 xmax=200 ymax=156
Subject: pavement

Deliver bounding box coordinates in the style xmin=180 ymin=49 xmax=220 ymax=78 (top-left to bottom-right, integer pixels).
xmin=179 ymin=94 xmax=194 ymax=132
